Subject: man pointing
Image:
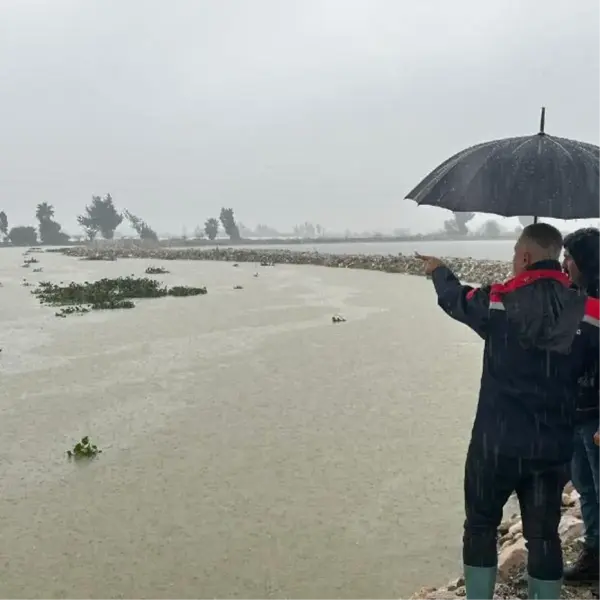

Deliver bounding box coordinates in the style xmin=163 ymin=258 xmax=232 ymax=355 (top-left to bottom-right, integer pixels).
xmin=417 ymin=223 xmax=599 ymax=600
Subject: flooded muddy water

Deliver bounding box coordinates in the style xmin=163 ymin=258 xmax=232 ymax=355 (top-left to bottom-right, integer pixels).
xmin=0 ymin=248 xmax=483 ymax=598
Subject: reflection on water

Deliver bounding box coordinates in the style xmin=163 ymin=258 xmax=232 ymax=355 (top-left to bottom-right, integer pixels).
xmin=0 ymin=248 xmax=482 ymax=598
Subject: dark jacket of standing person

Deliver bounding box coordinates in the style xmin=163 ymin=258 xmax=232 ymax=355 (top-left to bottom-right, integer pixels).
xmin=419 ymin=223 xmax=599 ymax=600
xmin=563 ymin=227 xmax=599 ymax=423
xmin=433 ymin=258 xmax=598 ymax=462
xmin=562 ymin=227 xmax=600 ymax=584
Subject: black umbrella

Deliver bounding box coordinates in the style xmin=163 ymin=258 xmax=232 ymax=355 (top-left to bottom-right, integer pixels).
xmin=405 ymin=108 xmax=600 ymax=220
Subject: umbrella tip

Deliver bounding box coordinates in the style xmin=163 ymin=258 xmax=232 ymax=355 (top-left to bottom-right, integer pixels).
xmin=539 ymin=106 xmax=546 ymax=134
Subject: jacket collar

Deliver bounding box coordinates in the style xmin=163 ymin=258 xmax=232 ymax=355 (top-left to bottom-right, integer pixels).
xmin=493 ymin=261 xmax=571 ymax=295
xmin=525 ymin=259 xmax=563 ymax=272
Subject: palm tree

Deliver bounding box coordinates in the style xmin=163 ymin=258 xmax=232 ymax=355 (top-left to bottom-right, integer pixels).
xmin=36 ymin=202 xmax=55 ymax=222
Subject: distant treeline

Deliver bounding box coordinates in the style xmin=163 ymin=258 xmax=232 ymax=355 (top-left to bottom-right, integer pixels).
xmin=0 ymin=195 xmax=534 ymax=247
xmin=0 ymin=195 xmax=248 ymax=246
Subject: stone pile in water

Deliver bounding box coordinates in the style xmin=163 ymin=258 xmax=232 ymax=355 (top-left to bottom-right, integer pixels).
xmin=51 ymin=246 xmax=513 ymax=285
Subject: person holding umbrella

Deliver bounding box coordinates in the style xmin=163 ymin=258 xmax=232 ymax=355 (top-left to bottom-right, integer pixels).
xmin=561 ymin=227 xmax=599 ymax=584
xmin=417 ymin=223 xmax=599 ymax=600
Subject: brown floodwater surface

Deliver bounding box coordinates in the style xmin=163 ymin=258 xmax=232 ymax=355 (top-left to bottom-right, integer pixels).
xmin=0 ymin=248 xmax=483 ymax=598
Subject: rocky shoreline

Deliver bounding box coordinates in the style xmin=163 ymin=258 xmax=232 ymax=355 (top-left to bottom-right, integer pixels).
xmin=49 ymin=245 xmax=514 ymax=285
xmin=411 ymin=483 xmax=598 ymax=600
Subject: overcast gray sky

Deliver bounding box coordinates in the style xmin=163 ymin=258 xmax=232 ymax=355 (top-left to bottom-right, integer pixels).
xmin=1 ymin=0 xmax=598 ymax=235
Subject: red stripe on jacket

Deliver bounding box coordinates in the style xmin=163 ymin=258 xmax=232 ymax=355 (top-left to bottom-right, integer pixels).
xmin=488 ymin=269 xmax=571 ymax=303
xmin=585 ymin=297 xmax=600 ymax=320
xmin=480 ymin=269 xmax=598 ymax=323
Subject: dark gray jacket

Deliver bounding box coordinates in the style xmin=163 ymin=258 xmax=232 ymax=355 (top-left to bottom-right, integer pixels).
xmin=564 ymin=228 xmax=599 ymax=422
xmin=431 ymin=260 xmax=599 ymax=461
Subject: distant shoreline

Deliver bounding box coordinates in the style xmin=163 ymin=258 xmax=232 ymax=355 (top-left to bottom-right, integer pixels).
xmin=50 ymin=244 xmax=514 ymax=285
xmin=2 ymin=233 xmax=518 ymax=249
xmin=157 ymin=233 xmax=518 ymax=248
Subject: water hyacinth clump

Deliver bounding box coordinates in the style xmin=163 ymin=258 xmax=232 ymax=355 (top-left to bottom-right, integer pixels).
xmin=145 ymin=266 xmax=169 ymax=275
xmin=169 ymin=285 xmax=207 ymax=296
xmin=83 ymin=253 xmax=117 ymax=261
xmin=33 ymin=276 xmax=207 ymax=316
xmin=67 ymin=436 xmax=101 ymax=459
xmin=55 ymin=305 xmax=92 ymax=318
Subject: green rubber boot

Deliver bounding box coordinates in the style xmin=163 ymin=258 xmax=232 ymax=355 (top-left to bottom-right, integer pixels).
xmin=464 ymin=565 xmax=497 ymax=600
xmin=528 ymin=576 xmax=562 ymax=599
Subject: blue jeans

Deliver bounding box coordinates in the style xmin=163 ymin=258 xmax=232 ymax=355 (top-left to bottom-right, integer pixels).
xmin=571 ymin=419 xmax=600 ymax=550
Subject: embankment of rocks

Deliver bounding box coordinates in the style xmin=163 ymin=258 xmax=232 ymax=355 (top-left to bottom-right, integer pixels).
xmin=411 ymin=483 xmax=597 ymax=600
xmin=49 ymin=246 xmax=513 ymax=285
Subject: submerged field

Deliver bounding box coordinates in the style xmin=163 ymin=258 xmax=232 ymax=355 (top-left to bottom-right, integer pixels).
xmin=0 ymin=248 xmax=483 ymax=598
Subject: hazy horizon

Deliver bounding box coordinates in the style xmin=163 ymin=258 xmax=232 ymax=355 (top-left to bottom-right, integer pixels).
xmin=1 ymin=0 xmax=598 ymax=236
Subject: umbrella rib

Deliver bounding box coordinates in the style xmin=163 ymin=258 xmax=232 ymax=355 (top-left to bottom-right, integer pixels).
xmin=545 ymin=136 xmax=575 ymax=160
xmin=411 ymin=147 xmax=481 ymax=199
xmin=406 ymin=140 xmax=495 ymax=201
xmin=548 ymin=137 xmax=599 ymax=161
xmin=510 ymin=137 xmax=535 ymax=156
xmin=425 ymin=142 xmax=507 ymax=203
xmin=459 ymin=140 xmax=517 ymax=202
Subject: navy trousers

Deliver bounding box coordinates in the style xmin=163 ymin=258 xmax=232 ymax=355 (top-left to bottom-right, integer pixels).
xmin=463 ymin=442 xmax=570 ymax=581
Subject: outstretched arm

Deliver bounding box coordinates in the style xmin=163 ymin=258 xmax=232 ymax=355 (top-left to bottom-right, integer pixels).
xmin=431 ymin=266 xmax=491 ymax=338
xmin=415 ymin=254 xmax=491 ymax=338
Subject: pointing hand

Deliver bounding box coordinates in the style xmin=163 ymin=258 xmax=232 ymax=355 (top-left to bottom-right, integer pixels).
xmin=415 ymin=252 xmax=445 ymax=276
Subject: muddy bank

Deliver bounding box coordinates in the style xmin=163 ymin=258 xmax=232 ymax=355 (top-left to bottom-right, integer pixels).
xmin=412 ymin=483 xmax=598 ymax=599
xmin=49 ymin=245 xmax=513 ymax=285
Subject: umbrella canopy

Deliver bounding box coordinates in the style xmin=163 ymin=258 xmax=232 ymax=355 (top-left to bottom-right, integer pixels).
xmin=405 ymin=108 xmax=600 ymax=219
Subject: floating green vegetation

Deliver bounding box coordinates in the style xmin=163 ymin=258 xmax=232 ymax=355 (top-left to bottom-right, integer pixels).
xmin=33 ymin=276 xmax=208 ymax=317
xmin=67 ymin=436 xmax=101 ymax=459
xmin=145 ymin=266 xmax=170 ymax=275
xmin=169 ymin=285 xmax=206 ymax=296
xmin=83 ymin=254 xmax=117 ymax=261
xmin=55 ymin=305 xmax=92 ymax=318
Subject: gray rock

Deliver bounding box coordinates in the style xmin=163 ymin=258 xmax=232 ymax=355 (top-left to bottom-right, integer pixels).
xmin=51 ymin=246 xmax=514 ymax=285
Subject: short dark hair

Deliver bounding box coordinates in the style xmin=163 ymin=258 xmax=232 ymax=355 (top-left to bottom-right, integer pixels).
xmin=521 ymin=223 xmax=563 ymax=254
xmin=563 ymin=227 xmax=599 ymax=282
xmin=563 ymin=227 xmax=599 ymax=252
